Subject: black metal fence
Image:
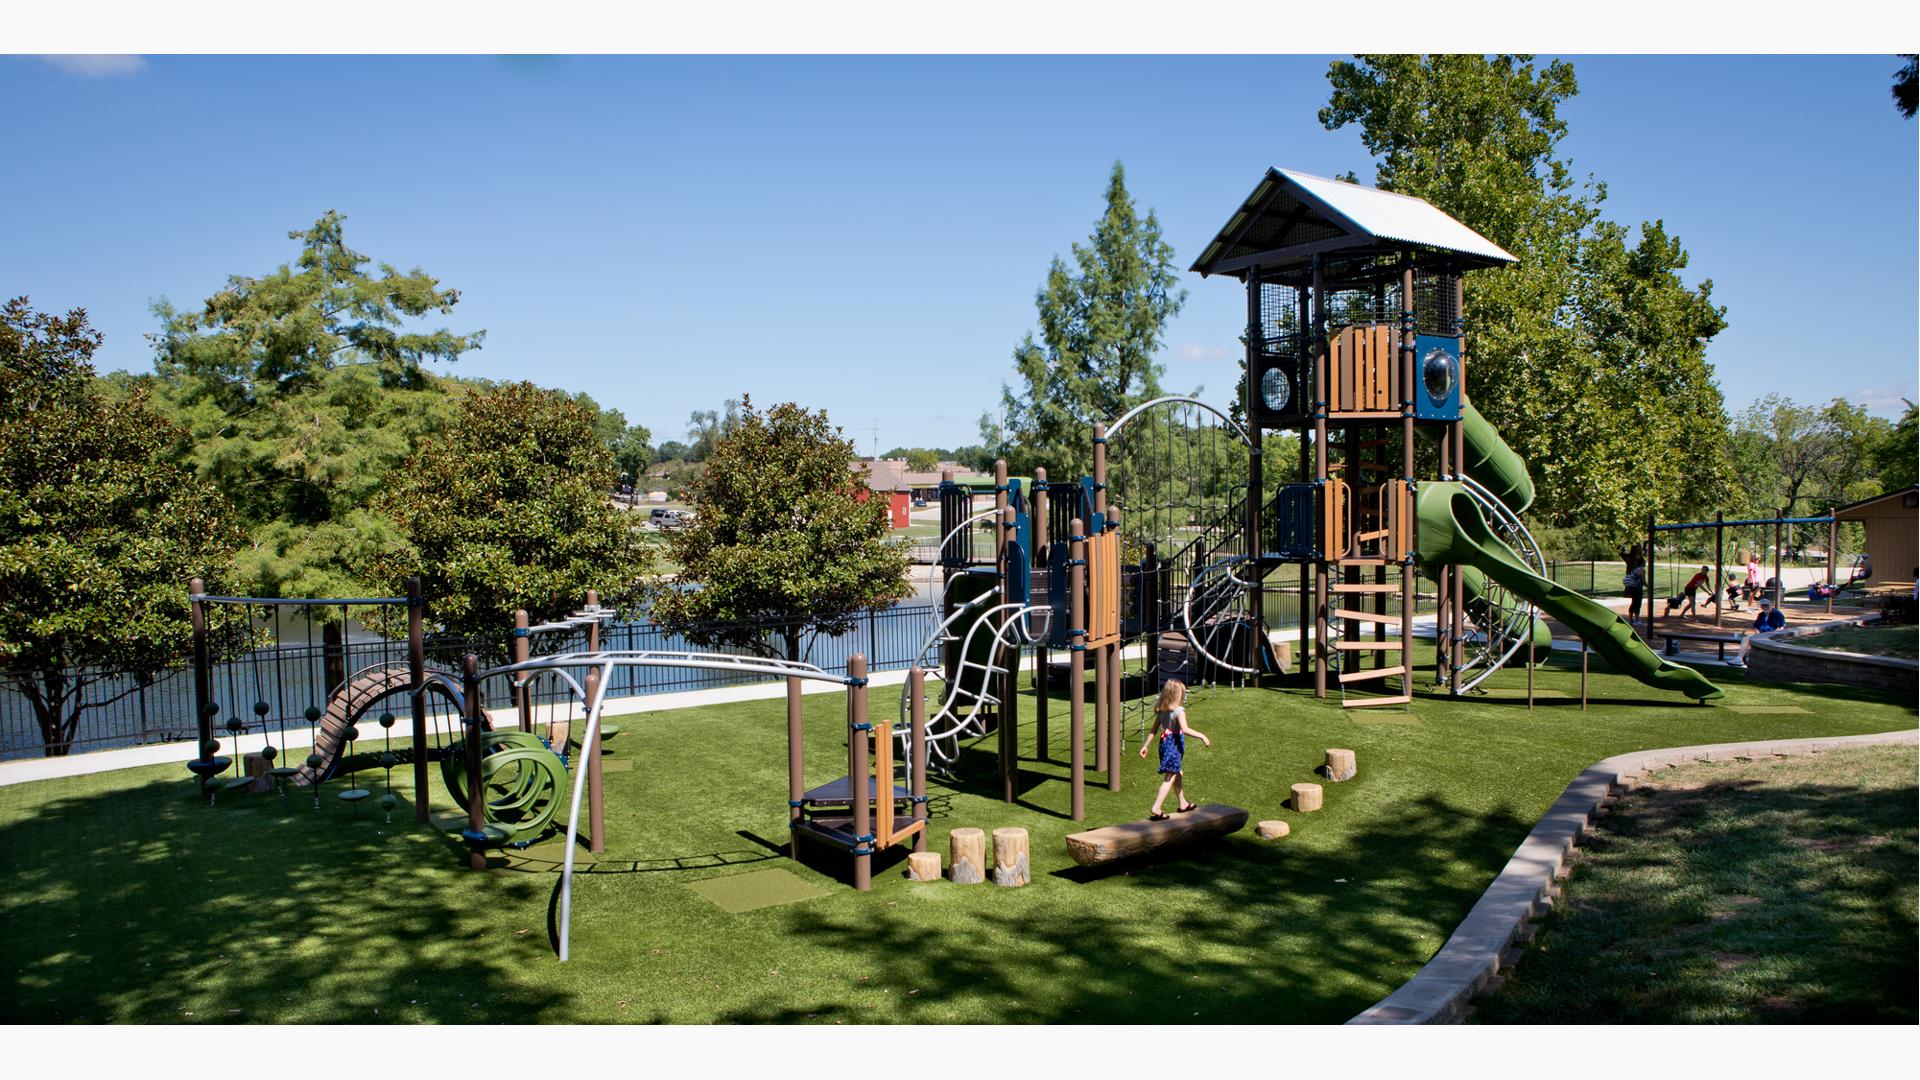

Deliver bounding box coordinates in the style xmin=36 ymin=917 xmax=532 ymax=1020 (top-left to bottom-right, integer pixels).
xmin=1 ymin=603 xmax=942 ymax=762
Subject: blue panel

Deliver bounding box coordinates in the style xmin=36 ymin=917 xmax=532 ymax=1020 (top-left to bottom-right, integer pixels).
xmin=1268 ymin=483 xmax=1318 ymax=559
xmin=1413 ymin=335 xmax=1463 ymax=420
xmin=1046 ymin=541 xmax=1072 ymax=648
xmin=1004 ymin=539 xmax=1030 ymax=605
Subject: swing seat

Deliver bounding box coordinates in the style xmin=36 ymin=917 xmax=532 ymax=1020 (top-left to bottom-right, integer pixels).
xmin=269 ymin=766 xmax=302 ymax=780
xmin=186 ymin=757 xmax=230 ymax=779
xmin=461 ymin=824 xmax=514 ymax=847
xmin=337 ymin=788 xmax=373 ymax=802
xmin=221 ymin=776 xmax=256 ymax=791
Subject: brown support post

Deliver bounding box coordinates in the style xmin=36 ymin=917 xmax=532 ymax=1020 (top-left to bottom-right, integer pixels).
xmin=1450 ymin=277 xmax=1466 ymax=694
xmin=909 ymin=666 xmax=928 ymax=854
xmin=513 ymin=608 xmax=532 ymax=730
xmin=1312 ymin=253 xmax=1329 ymax=699
xmin=1645 ymin=512 xmax=1656 ymax=644
xmin=993 ymin=459 xmax=1009 ymax=743
xmin=1714 ymin=513 xmax=1725 ymax=628
xmin=1826 ymin=516 xmax=1837 ymax=614
xmin=408 ymin=576 xmax=429 ymax=821
xmin=462 ymin=653 xmax=486 ymax=871
xmin=1400 ymin=259 xmax=1416 ymax=697
xmin=1299 ymin=286 xmax=1312 ymax=678
xmin=1580 ymin=644 xmax=1588 ymax=711
xmin=584 ymin=590 xmax=605 ymax=853
xmin=940 ymin=467 xmax=958 ymax=688
xmin=1000 ymin=501 xmax=1018 ymax=804
xmin=787 ymin=676 xmax=804 ymax=859
xmin=1032 ymin=467 xmax=1049 ymax=760
xmin=1245 ymin=267 xmax=1266 ymax=689
xmin=1091 ymin=429 xmax=1109 ymax=771
xmin=1773 ymin=508 xmax=1784 ymax=607
xmin=1069 ymin=519 xmax=1087 ymax=822
xmin=322 ymin=620 xmax=347 ymax=705
xmin=849 ymin=654 xmax=872 ymax=892
xmin=1105 ymin=639 xmax=1120 ymax=793
xmin=1526 ymin=628 xmax=1534 ymax=710
xmin=189 ymin=577 xmax=212 ymax=801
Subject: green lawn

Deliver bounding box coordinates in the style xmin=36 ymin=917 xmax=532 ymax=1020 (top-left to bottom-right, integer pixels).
xmin=3 ymin=647 xmax=1912 ymax=1024
xmin=1476 ymin=745 xmax=1917 ymax=1023
xmin=1790 ymin=625 xmax=1918 ymax=660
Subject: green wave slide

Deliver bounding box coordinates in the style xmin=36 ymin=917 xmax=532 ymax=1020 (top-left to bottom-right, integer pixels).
xmin=1414 ymin=401 xmax=1723 ymax=702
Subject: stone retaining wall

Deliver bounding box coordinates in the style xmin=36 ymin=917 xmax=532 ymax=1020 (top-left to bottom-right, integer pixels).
xmin=1745 ymin=616 xmax=1917 ymax=697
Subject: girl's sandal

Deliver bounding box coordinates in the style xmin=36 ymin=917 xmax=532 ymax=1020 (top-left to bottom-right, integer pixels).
xmin=1177 ymin=802 xmax=1198 ymax=813
xmin=1149 ymin=812 xmax=1171 ymax=821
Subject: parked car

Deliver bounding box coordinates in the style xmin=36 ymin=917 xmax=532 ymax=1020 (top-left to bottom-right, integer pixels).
xmin=911 ymin=496 xmax=929 ymax=509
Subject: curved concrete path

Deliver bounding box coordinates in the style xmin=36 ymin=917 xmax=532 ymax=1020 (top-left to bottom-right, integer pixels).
xmin=1348 ymin=727 xmax=1919 ymax=1024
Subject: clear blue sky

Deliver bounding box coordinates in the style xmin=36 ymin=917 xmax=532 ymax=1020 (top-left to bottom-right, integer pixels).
xmin=5 ymin=54 xmax=1914 ymax=454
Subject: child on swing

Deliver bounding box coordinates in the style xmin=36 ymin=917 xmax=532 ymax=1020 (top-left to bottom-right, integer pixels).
xmin=1139 ymin=679 xmax=1211 ymax=821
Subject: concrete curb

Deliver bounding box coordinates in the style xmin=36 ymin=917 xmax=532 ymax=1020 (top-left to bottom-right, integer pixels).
xmin=1346 ymin=727 xmax=1920 ymax=1025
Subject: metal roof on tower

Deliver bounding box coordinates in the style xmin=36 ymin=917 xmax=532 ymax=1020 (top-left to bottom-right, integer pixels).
xmin=1190 ymin=168 xmax=1517 ymax=280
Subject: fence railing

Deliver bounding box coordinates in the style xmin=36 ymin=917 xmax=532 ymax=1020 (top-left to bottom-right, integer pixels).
xmin=1 ymin=603 xmax=941 ymax=762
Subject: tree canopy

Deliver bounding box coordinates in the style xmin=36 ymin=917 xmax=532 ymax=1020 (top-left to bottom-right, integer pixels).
xmin=147 ymin=211 xmax=482 ymax=596
xmin=357 ymin=381 xmax=654 ymax=654
xmin=986 ymin=162 xmax=1188 ymax=478
xmin=654 ymin=398 xmax=910 ymax=661
xmin=1322 ymin=55 xmax=1733 ymax=553
xmin=1 ymin=299 xmax=246 ymax=755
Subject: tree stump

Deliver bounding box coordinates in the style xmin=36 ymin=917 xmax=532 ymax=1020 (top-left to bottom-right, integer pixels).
xmin=907 ymin=851 xmax=943 ymax=882
xmin=1322 ymin=748 xmax=1357 ymax=783
xmin=242 ymin=751 xmax=274 ymax=794
xmin=1275 ymin=640 xmax=1292 ymax=669
xmin=1256 ymin=819 xmax=1290 ymax=840
xmin=1290 ymin=782 xmax=1323 ymax=812
xmin=992 ymin=827 xmax=1030 ymax=887
xmin=950 ymin=827 xmax=986 ymax=884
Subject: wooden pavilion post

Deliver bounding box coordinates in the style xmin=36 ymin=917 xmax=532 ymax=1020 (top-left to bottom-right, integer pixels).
xmin=1032 ymin=467 xmax=1050 ymax=760
xmin=848 ymin=653 xmax=872 ymax=892
xmin=1298 ymin=285 xmax=1313 ymax=677
xmin=1245 ymin=267 xmax=1266 ymax=689
xmin=1450 ymin=276 xmax=1467 ymax=694
xmin=1399 ymin=259 xmax=1416 ymax=696
xmin=1068 ymin=518 xmax=1087 ymax=821
xmin=408 ymin=576 xmax=429 ymax=821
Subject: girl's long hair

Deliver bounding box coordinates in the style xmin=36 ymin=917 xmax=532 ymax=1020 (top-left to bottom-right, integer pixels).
xmin=1154 ymin=679 xmax=1186 ymax=713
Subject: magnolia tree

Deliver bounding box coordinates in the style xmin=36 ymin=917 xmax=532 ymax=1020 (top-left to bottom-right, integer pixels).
xmin=655 ymin=398 xmax=910 ymax=662
xmin=1 ymin=299 xmax=245 ymax=756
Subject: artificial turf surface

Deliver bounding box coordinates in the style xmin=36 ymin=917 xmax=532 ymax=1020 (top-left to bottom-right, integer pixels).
xmin=2 ymin=645 xmax=1913 ymax=1024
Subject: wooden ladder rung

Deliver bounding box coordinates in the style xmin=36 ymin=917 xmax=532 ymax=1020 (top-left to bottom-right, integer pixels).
xmin=1339 ymin=665 xmax=1407 ymax=684
xmin=1335 ymin=640 xmax=1402 ymax=651
xmin=1331 ymin=582 xmax=1400 ymax=593
xmin=1354 ymin=529 xmax=1390 ymax=541
xmin=1333 ymin=608 xmax=1402 ymax=625
xmin=1342 ymin=693 xmax=1412 ymax=708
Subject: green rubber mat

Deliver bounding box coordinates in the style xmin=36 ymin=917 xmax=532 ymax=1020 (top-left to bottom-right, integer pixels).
xmin=686 ymin=868 xmax=829 ymax=913
xmin=1727 ymin=705 xmax=1812 ymax=715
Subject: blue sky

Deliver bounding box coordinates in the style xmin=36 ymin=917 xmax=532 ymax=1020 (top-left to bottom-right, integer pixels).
xmin=5 ymin=54 xmax=1914 ymax=454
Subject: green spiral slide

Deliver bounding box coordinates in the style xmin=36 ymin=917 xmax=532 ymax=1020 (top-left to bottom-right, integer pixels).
xmin=1416 ymin=401 xmax=1723 ymax=703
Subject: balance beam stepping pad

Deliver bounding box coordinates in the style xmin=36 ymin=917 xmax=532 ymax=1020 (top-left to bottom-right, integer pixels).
xmin=1063 ymin=804 xmax=1249 ymax=866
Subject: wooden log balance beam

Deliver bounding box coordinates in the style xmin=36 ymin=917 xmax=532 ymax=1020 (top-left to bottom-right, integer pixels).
xmin=1063 ymin=803 xmax=1249 ymax=867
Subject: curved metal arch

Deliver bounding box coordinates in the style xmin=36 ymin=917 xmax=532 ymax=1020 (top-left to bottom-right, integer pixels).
xmin=1452 ymin=477 xmax=1545 ymax=694
xmin=1181 ymin=557 xmax=1260 ymax=678
xmin=1104 ymin=395 xmax=1252 ymax=447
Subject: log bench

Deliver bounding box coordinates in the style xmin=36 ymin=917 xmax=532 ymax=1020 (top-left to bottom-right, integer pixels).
xmin=1063 ymin=803 xmax=1249 ymax=867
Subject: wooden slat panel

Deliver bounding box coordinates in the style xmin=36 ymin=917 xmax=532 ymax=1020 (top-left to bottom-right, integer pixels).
xmin=1332 ymin=582 xmax=1401 ymax=593
xmin=1333 ymin=608 xmax=1401 ymax=625
xmin=1375 ymin=325 xmax=1396 ymax=409
xmin=1339 ymin=664 xmax=1407 ymax=684
xmin=1342 ymin=694 xmax=1411 ymax=708
xmin=1335 ymin=640 xmax=1402 ymax=650
xmin=1086 ymin=531 xmax=1121 ymax=648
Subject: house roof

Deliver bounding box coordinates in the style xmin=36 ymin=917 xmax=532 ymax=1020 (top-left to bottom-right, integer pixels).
xmin=1831 ymin=485 xmax=1919 ymax=521
xmin=1190 ymin=168 xmax=1517 ymax=280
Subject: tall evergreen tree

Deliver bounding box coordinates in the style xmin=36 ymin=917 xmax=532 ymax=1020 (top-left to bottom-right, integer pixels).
xmin=147 ymin=211 xmax=482 ymax=596
xmin=987 ymin=162 xmax=1187 ymax=478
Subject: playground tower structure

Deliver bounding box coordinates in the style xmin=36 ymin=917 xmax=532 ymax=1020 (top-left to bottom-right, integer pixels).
xmin=1190 ymin=168 xmax=1517 ymax=705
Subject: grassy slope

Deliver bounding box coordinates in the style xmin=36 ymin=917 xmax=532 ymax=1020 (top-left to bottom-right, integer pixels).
xmin=1477 ymin=745 xmax=1917 ymax=1023
xmin=2 ymin=646 xmax=1912 ymax=1024
xmin=1790 ymin=625 xmax=1919 ymax=660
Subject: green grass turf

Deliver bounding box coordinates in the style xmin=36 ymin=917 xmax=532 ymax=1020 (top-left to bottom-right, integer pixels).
xmin=1789 ymin=625 xmax=1919 ymax=660
xmin=1475 ymin=745 xmax=1918 ymax=1023
xmin=2 ymin=645 xmax=1912 ymax=1024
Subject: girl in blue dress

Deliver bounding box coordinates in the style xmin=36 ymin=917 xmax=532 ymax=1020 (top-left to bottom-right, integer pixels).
xmin=1138 ymin=679 xmax=1211 ymax=821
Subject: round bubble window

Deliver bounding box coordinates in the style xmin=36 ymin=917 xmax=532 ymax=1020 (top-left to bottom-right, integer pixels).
xmin=1423 ymin=348 xmax=1456 ymax=403
xmin=1260 ymin=366 xmax=1291 ymax=414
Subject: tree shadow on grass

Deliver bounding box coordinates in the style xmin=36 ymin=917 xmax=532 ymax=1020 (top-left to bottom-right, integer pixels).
xmin=695 ymin=791 xmax=1537 ymax=1024
xmin=1477 ymin=770 xmax=1918 ymax=1024
xmin=1 ymin=775 xmax=569 ymax=1023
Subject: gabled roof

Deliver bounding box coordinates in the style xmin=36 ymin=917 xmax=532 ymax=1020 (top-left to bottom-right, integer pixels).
xmin=1190 ymin=168 xmax=1518 ymax=280
xmin=1832 ymin=485 xmax=1919 ymax=520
